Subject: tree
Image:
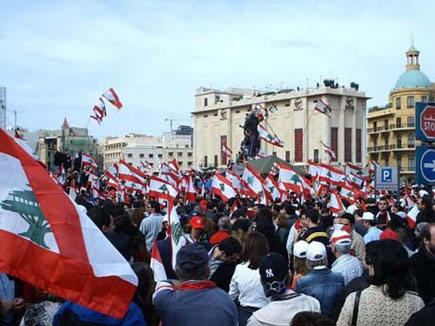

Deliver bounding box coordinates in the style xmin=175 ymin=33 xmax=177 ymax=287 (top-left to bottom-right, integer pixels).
xmin=0 ymin=188 xmax=52 ymax=249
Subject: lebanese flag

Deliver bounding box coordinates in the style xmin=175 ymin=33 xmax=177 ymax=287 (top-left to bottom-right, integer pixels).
xmin=345 ymin=163 xmax=362 ymax=176
xmin=319 ymin=163 xmax=345 ymax=186
xmin=168 ymin=159 xmax=181 ymax=176
xmin=241 ymin=165 xmax=265 ymax=199
xmin=340 ymin=184 xmax=358 ymax=204
xmin=227 ymin=169 xmax=242 ymax=191
xmin=330 ymin=190 xmax=345 ymax=214
xmin=308 ymin=160 xmax=322 ymax=181
xmin=406 ymin=205 xmax=420 ymax=229
xmin=320 ymin=141 xmax=336 ymax=161
xmin=93 ymin=98 xmax=107 ymax=120
xmin=0 ymin=129 xmax=137 ymax=319
xmin=102 ymin=88 xmax=123 ymax=109
xmin=92 ymin=187 xmax=107 ymax=200
xmin=185 ymin=175 xmax=197 ymax=203
xmin=82 ymin=153 xmax=98 ymax=170
xmin=314 ymin=99 xmax=332 ymax=117
xmin=150 ymin=241 xmax=167 ymax=282
xmin=148 ymin=176 xmax=178 ymax=202
xmin=211 ymin=173 xmax=237 ymax=202
xmin=278 ymin=163 xmax=312 ymax=197
xmin=264 ymin=174 xmax=281 ymax=201
xmin=258 ymin=124 xmax=284 ymax=147
xmin=118 ymin=160 xmax=146 ymax=185
xmin=222 ymin=141 xmax=233 ymax=157
xmin=14 ymin=129 xmax=23 ymax=139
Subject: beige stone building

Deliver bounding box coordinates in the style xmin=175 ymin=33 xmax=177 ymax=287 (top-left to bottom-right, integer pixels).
xmin=367 ymin=44 xmax=435 ymax=179
xmin=103 ymin=125 xmax=194 ymax=170
xmin=193 ymin=86 xmax=370 ymax=169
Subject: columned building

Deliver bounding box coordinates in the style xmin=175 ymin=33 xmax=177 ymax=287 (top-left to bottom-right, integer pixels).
xmin=367 ymin=44 xmax=435 ymax=179
xmin=193 ymin=85 xmax=369 ymax=169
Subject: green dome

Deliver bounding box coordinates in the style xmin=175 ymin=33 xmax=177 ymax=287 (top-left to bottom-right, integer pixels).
xmin=394 ymin=70 xmax=432 ymax=89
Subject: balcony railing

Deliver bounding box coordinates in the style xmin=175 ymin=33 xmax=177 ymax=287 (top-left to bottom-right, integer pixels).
xmin=368 ymin=143 xmax=415 ymax=152
xmin=389 ymin=123 xmax=415 ymax=130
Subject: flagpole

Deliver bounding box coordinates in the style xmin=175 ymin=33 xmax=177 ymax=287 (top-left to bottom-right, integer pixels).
xmin=85 ymin=116 xmax=91 ymax=129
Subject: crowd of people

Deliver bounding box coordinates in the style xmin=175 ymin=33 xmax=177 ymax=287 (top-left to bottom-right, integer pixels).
xmin=1 ymin=160 xmax=435 ymax=326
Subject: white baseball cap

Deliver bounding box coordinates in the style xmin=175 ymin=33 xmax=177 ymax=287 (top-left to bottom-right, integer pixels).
xmin=293 ymin=240 xmax=309 ymax=258
xmin=330 ymin=230 xmax=352 ymax=245
xmin=306 ymin=241 xmax=327 ymax=262
xmin=362 ymin=212 xmax=375 ymax=221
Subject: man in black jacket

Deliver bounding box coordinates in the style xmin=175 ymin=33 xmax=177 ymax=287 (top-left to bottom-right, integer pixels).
xmin=416 ymin=196 xmax=435 ymax=224
xmin=410 ymin=223 xmax=435 ymax=304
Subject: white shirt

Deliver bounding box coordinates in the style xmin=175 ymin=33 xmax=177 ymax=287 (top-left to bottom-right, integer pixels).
xmin=331 ymin=254 xmax=364 ymax=286
xmin=229 ymin=262 xmax=270 ymax=309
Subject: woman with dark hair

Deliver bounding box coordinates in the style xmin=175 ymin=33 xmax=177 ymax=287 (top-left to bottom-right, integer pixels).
xmin=229 ymin=232 xmax=270 ymax=326
xmin=255 ymin=208 xmax=288 ymax=259
xmin=337 ymin=240 xmax=424 ymax=326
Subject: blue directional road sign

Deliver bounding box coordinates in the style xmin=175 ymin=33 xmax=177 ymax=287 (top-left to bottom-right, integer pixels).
xmin=416 ymin=146 xmax=435 ymax=184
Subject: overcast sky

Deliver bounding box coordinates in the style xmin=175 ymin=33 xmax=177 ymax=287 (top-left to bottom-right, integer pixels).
xmin=1 ymin=0 xmax=434 ymax=139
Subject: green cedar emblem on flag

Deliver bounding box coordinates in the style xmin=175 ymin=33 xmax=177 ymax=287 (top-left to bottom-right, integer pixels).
xmin=290 ymin=174 xmax=301 ymax=184
xmin=0 ymin=187 xmax=52 ymax=249
xmin=247 ymin=176 xmax=254 ymax=186
xmin=219 ymin=183 xmax=225 ymax=191
xmin=159 ymin=184 xmax=168 ymax=193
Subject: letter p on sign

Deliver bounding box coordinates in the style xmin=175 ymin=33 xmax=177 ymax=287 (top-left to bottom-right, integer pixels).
xmin=382 ymin=168 xmax=392 ymax=182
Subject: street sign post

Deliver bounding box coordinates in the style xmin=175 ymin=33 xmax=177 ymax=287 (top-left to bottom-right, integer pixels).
xmin=416 ymin=102 xmax=435 ymax=141
xmin=375 ymin=166 xmax=399 ymax=191
xmin=416 ymin=146 xmax=435 ymax=185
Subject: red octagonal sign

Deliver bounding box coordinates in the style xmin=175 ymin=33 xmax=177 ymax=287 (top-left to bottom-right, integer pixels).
xmin=421 ymin=105 xmax=435 ymax=139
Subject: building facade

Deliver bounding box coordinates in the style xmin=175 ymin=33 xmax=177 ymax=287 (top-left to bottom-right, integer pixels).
xmin=192 ymin=86 xmax=369 ymax=169
xmin=102 ymin=125 xmax=194 ymax=170
xmin=367 ymin=45 xmax=435 ymax=179
xmin=34 ymin=118 xmax=100 ymax=171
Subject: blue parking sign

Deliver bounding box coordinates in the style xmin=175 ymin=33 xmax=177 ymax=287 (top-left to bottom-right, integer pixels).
xmin=375 ymin=166 xmax=398 ymax=190
xmin=381 ymin=168 xmax=392 ymax=182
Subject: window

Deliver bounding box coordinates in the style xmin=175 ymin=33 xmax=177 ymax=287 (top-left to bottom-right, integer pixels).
xmin=408 ymin=156 xmax=415 ymax=171
xmin=345 ymin=128 xmax=352 ymax=162
xmin=188 ymin=161 xmax=193 ymax=166
xmin=294 ymin=129 xmax=303 ymax=162
xmin=396 ymin=97 xmax=401 ymax=109
xmin=314 ymin=149 xmax=319 ymax=163
xmin=330 ymin=128 xmax=338 ymax=162
xmin=408 ymin=134 xmax=415 ymax=147
xmin=168 ymin=152 xmax=174 ymax=157
xmin=148 ymin=154 xmax=154 ymax=158
xmin=397 ymin=153 xmax=402 ymax=169
xmin=221 ymin=135 xmax=228 ymax=165
xmin=285 ymin=151 xmax=290 ymax=163
xmin=407 ymin=116 xmax=415 ymax=127
xmin=422 ymin=95 xmax=428 ymax=103
xmin=407 ymin=96 xmax=414 ymax=108
xmin=396 ymin=117 xmax=401 ymax=128
xmin=384 ymin=119 xmax=389 ymax=129
xmin=356 ymin=129 xmax=362 ymax=162
xmin=273 ymin=151 xmax=277 ymax=156
xmin=397 ymin=135 xmax=402 ymax=148
xmin=158 ymin=154 xmax=163 ymax=158
xmin=178 ymin=161 xmax=183 ymax=166
xmin=139 ymin=153 xmax=144 ymax=158
xmin=185 ymin=144 xmax=189 ymax=148
xmin=177 ymin=152 xmax=183 ymax=157
xmin=127 ymin=153 xmax=133 ymax=158
xmin=429 ymin=95 xmax=434 ymax=102
xmin=373 ymin=121 xmax=377 ymax=132
xmin=204 ymin=155 xmax=208 ymax=167
xmin=188 ymin=152 xmax=193 ymax=157
xmin=214 ymin=155 xmax=218 ymax=167
xmin=204 ymin=98 xmax=208 ymax=106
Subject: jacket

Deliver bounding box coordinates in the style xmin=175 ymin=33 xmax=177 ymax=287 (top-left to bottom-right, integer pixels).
xmin=406 ymin=299 xmax=435 ymax=326
xmin=410 ymin=245 xmax=435 ymax=304
xmin=296 ymin=267 xmax=344 ymax=317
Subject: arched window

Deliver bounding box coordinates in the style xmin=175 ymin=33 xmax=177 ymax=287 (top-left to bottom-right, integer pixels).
xmin=407 ymin=116 xmax=415 ymax=127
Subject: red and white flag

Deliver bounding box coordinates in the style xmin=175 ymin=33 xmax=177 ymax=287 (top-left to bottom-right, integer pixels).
xmin=241 ymin=165 xmax=265 ymax=199
xmin=308 ymin=160 xmax=322 ymax=181
xmin=318 ymin=163 xmax=345 ymax=186
xmin=278 ymin=163 xmax=312 ymax=197
xmin=314 ymin=99 xmax=332 ymax=117
xmin=185 ymin=175 xmax=197 ymax=203
xmin=102 ymin=88 xmax=123 ymax=109
xmin=148 ymin=176 xmax=178 ymax=202
xmin=227 ymin=169 xmax=242 ymax=191
xmin=211 ymin=173 xmax=237 ymax=202
xmin=345 ymin=163 xmax=362 ymax=176
xmin=258 ymin=124 xmax=284 ymax=147
xmin=0 ymin=129 xmax=137 ymax=319
xmin=222 ymin=141 xmax=233 ymax=157
xmin=82 ymin=153 xmax=98 ymax=170
xmin=320 ymin=141 xmax=336 ymax=161
xmin=406 ymin=205 xmax=420 ymax=229
xmin=264 ymin=174 xmax=281 ymax=201
xmin=330 ymin=190 xmax=345 ymax=214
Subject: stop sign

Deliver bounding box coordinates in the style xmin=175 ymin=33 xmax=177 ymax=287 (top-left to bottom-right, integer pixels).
xmin=420 ymin=105 xmax=435 ymax=140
